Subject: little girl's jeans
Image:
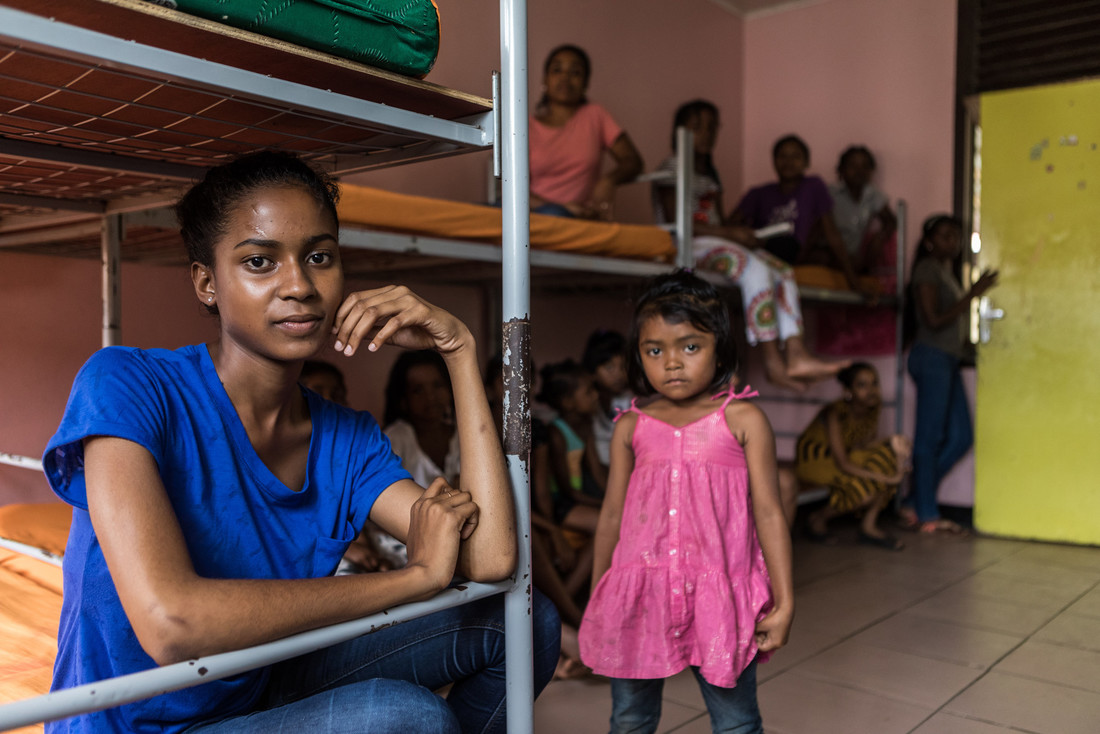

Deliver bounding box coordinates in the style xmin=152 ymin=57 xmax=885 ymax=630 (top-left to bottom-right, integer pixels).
xmin=186 ymin=591 xmax=560 ymax=734
xmin=609 ymin=659 xmax=762 ymax=734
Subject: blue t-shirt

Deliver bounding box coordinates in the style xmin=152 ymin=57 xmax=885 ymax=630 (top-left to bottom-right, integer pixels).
xmin=43 ymin=344 xmax=411 ymax=733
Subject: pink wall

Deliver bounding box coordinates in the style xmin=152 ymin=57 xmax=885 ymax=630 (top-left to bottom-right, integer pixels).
xmin=347 ymin=0 xmax=746 ymax=226
xmin=0 ymin=251 xmax=485 ymax=504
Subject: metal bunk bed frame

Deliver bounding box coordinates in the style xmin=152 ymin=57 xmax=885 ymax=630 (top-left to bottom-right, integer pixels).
xmin=0 ymin=0 xmax=539 ymax=730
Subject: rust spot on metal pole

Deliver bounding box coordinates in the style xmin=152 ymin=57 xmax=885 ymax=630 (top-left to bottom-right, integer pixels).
xmin=502 ymin=318 xmax=531 ymax=457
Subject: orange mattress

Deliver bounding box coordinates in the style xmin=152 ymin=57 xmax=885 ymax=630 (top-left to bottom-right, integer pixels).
xmin=336 ymin=185 xmax=876 ymax=295
xmin=0 ymin=503 xmax=70 ymax=732
xmin=337 ymin=185 xmax=678 ymax=261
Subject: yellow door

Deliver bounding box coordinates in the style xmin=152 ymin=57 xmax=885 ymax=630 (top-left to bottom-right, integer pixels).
xmin=976 ymin=79 xmax=1100 ymax=545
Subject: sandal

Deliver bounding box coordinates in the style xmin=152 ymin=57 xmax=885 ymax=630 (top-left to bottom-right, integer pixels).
xmin=896 ymin=507 xmax=920 ymax=531
xmin=858 ymin=531 xmax=904 ymax=551
xmin=919 ymin=519 xmax=966 ymax=535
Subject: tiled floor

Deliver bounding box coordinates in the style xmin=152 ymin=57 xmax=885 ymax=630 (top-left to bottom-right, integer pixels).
xmin=535 ymin=525 xmax=1100 ymax=733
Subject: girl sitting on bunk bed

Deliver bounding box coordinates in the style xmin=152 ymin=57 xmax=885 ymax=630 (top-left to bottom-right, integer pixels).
xmin=529 ymin=44 xmax=644 ymax=220
xmin=42 ymin=151 xmax=559 ymax=734
xmin=732 ymin=134 xmax=875 ymax=301
xmin=652 ymin=100 xmax=848 ymax=392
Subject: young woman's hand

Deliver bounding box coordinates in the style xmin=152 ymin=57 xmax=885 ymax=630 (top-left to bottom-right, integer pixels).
xmin=968 ymin=268 xmax=999 ymax=299
xmin=332 ymin=285 xmax=472 ymax=358
xmin=403 ymin=477 xmax=479 ymax=592
xmin=587 ymin=175 xmax=617 ymax=220
xmin=754 ymin=604 xmax=793 ymax=653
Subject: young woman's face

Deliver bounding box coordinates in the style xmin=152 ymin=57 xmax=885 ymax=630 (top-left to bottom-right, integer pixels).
xmin=846 ymin=368 xmax=881 ymax=410
xmin=403 ymin=363 xmax=453 ymax=425
xmin=687 ymin=109 xmax=719 ymax=155
xmin=839 ymin=151 xmax=874 ymax=190
xmin=638 ymin=315 xmax=717 ymax=402
xmin=202 ymin=185 xmax=343 ymax=364
xmin=928 ymin=222 xmax=962 ymax=260
xmin=543 ymin=50 xmax=588 ymax=106
xmin=773 ymin=141 xmax=808 ymax=182
xmin=592 ymin=354 xmax=628 ymax=395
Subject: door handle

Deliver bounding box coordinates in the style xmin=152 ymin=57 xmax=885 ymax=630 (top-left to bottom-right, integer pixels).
xmin=978 ymin=296 xmax=1005 ymax=344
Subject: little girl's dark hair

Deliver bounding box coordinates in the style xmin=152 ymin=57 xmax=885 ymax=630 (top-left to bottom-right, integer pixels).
xmin=626 ymin=269 xmax=738 ymax=396
xmin=537 ymin=359 xmax=588 ymax=411
xmin=837 ymin=361 xmax=876 ymax=389
xmin=581 ymin=329 xmax=625 ymax=374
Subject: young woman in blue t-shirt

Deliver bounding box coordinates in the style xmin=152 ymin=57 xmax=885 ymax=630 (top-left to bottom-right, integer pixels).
xmin=44 ymin=151 xmax=559 ymax=733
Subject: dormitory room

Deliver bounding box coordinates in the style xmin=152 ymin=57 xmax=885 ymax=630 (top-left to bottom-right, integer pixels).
xmin=1 ymin=0 xmax=1098 ymax=731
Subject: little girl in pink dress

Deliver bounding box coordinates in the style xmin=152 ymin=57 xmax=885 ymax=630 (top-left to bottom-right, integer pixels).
xmin=579 ymin=270 xmax=794 ymax=733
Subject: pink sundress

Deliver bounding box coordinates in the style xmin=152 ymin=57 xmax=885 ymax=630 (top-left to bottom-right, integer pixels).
xmin=578 ymin=389 xmax=773 ymax=687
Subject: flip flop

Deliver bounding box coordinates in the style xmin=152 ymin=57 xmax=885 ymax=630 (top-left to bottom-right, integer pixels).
xmin=919 ymin=519 xmax=967 ymax=535
xmin=858 ymin=531 xmax=904 ymax=551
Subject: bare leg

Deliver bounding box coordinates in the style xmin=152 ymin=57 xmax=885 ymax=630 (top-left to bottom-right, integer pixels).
xmin=531 ymin=532 xmax=585 ymax=628
xmin=783 ymin=335 xmax=851 ymax=382
xmin=564 ymin=542 xmax=593 ymax=598
xmin=777 ymin=465 xmax=800 ymax=530
xmin=759 ymin=340 xmax=808 ymax=393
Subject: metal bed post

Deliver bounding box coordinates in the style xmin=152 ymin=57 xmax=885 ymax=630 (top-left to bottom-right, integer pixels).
xmin=894 ymin=200 xmax=907 ymax=435
xmin=102 ymin=213 xmax=122 ymax=347
xmin=674 ymin=127 xmax=695 ymax=269
xmin=499 ymin=0 xmax=534 ymax=731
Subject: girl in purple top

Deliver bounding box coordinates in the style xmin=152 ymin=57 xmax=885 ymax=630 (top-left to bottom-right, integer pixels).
xmin=734 ymin=135 xmax=873 ymax=298
xmin=579 ymin=270 xmax=793 ymax=733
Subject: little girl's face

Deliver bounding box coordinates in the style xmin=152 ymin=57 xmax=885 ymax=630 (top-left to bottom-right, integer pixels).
xmin=839 ymin=151 xmax=874 ymax=190
xmin=846 ymin=368 xmax=881 ymax=409
xmin=688 ymin=109 xmax=719 ymax=155
xmin=593 ymin=354 xmax=627 ymax=395
xmin=566 ymin=375 xmax=600 ymax=416
xmin=638 ymin=315 xmax=717 ymax=401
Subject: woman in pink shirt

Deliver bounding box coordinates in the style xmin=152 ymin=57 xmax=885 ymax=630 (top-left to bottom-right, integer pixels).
xmin=530 ymin=44 xmax=643 ymax=219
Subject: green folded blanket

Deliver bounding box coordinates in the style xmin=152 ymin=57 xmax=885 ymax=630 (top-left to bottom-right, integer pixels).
xmin=163 ymin=0 xmax=440 ymax=76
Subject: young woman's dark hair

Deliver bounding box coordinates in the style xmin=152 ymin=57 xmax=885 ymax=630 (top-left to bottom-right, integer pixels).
xmin=902 ymin=214 xmax=964 ymax=347
xmin=536 ymin=44 xmax=591 ymax=110
xmin=836 ymin=145 xmax=876 ymax=175
xmin=383 ymin=349 xmax=451 ymax=427
xmin=772 ymin=134 xmax=810 ymax=163
xmin=536 ymin=359 xmax=588 ymax=411
xmin=176 ymin=150 xmax=340 ymax=273
xmin=626 ymin=269 xmax=738 ymax=396
xmin=836 ymin=361 xmax=875 ymax=389
xmin=671 ymin=99 xmax=721 ymax=186
xmin=581 ymin=329 xmax=626 ymax=375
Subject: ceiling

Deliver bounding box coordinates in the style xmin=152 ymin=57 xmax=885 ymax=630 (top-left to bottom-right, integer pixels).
xmin=708 ymin=0 xmax=827 ymax=18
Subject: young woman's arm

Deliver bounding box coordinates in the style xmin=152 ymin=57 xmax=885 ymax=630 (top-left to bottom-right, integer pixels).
xmin=856 ymin=204 xmax=897 ymax=273
xmin=85 ymin=438 xmax=467 ymax=666
xmin=655 ymin=187 xmax=760 ymax=247
xmin=586 ymin=132 xmax=644 ymax=219
xmin=590 ymin=412 xmax=636 ymax=593
xmin=333 ymin=285 xmax=515 ymax=582
xmin=824 ymin=410 xmax=904 ymax=484
xmin=735 ymin=403 xmax=793 ymax=653
xmin=819 ymin=212 xmax=873 ymax=297
xmin=914 ymin=269 xmax=998 ymax=331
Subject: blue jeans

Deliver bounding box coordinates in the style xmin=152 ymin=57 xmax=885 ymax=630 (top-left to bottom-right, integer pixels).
xmin=906 ymin=342 xmax=974 ymax=522
xmin=609 ymin=661 xmax=762 ymax=734
xmin=187 ymin=592 xmax=560 ymax=733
